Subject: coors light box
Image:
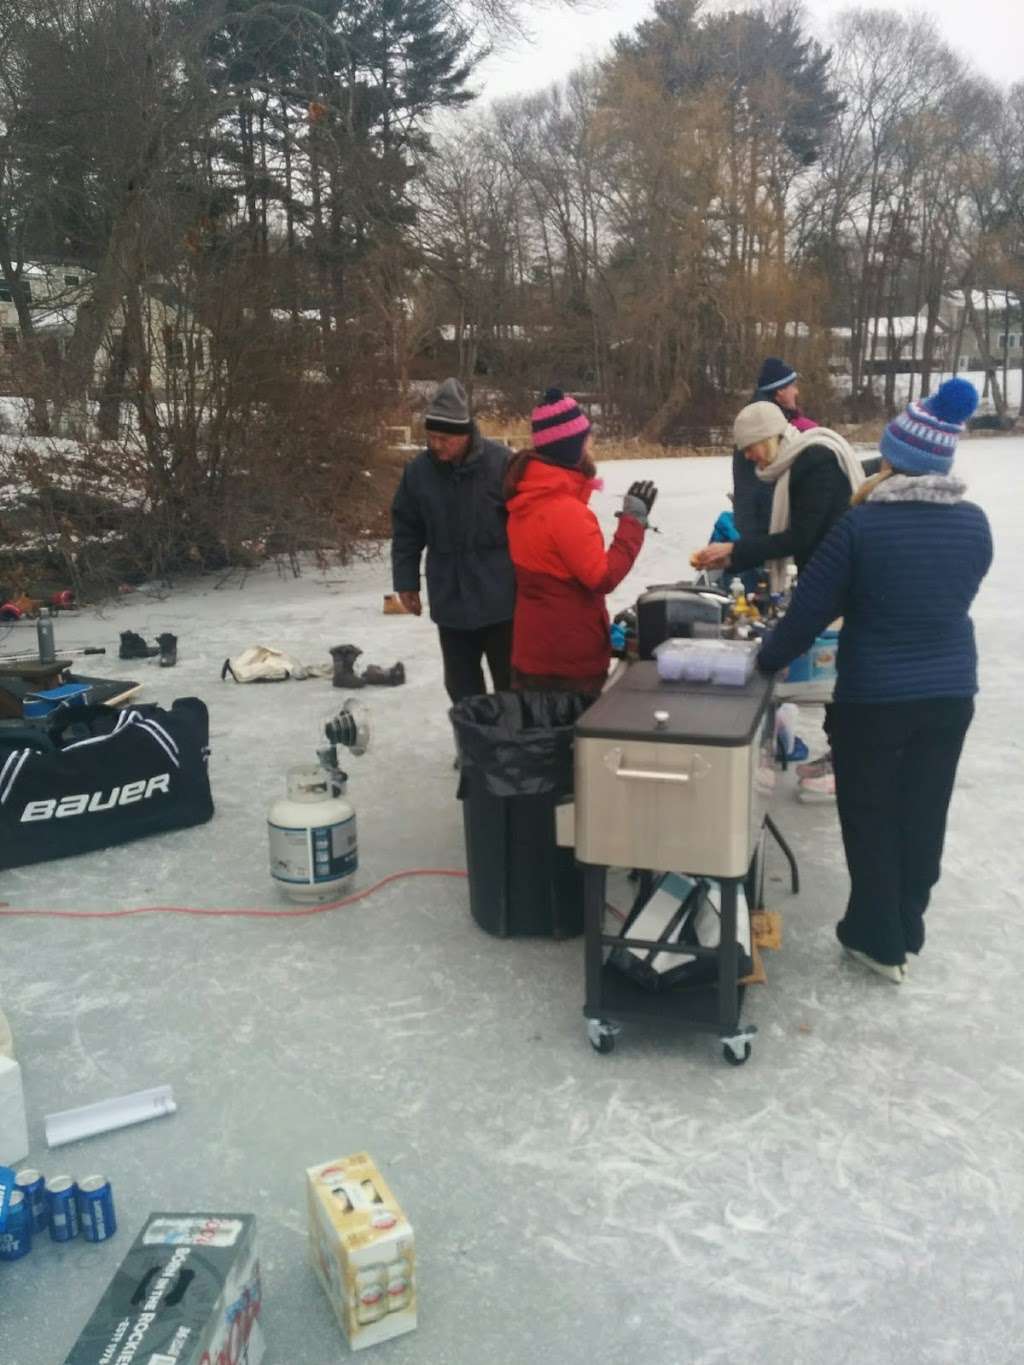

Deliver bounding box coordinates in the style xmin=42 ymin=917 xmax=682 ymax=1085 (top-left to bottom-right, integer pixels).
xmin=63 ymin=1212 xmax=265 ymax=1365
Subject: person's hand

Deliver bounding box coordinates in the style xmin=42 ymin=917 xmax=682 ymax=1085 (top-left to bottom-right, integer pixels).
xmin=620 ymin=480 xmax=658 ymax=527
xmin=691 ymin=543 xmax=733 ymax=570
xmin=398 ymin=591 xmax=422 ymax=616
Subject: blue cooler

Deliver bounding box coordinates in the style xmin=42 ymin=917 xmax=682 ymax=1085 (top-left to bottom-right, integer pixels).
xmin=22 ymin=681 xmax=92 ymax=718
xmin=785 ymin=629 xmax=838 ymax=685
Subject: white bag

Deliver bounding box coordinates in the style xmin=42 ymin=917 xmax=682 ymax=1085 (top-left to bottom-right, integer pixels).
xmin=221 ymin=645 xmax=327 ymax=683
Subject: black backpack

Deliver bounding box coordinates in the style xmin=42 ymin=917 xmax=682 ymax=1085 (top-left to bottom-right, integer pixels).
xmin=0 ymin=699 xmax=214 ymax=869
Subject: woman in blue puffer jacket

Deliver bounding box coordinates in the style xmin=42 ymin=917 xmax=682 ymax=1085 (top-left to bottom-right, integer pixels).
xmin=757 ymin=380 xmax=993 ymax=983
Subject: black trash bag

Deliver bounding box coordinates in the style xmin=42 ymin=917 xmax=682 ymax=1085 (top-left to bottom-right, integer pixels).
xmin=450 ymin=690 xmax=593 ymax=799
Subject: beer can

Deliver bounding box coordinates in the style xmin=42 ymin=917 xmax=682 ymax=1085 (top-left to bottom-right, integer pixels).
xmin=385 ymin=1262 xmax=411 ymax=1313
xmin=46 ymin=1175 xmax=80 ymax=1242
xmin=0 ymin=1189 xmax=33 ymax=1261
xmin=77 ymin=1174 xmax=117 ymax=1244
xmin=355 ymin=1267 xmax=387 ymax=1324
xmin=14 ymin=1169 xmax=48 ymax=1233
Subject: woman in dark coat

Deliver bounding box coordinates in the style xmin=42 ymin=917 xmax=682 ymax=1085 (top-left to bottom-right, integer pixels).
xmin=692 ymin=401 xmax=864 ymax=591
xmin=756 ymin=380 xmax=992 ymax=983
xmin=732 ymin=357 xmax=818 ymax=539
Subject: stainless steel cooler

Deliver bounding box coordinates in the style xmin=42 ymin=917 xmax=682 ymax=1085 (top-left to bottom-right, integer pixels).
xmin=574 ymin=663 xmax=774 ymax=877
xmin=573 ymin=662 xmax=777 ymax=1065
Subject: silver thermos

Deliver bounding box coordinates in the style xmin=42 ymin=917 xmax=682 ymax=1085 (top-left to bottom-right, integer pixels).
xmin=37 ymin=617 xmax=56 ymax=663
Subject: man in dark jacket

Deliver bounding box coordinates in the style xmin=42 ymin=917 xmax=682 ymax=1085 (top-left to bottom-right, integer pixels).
xmin=391 ymin=378 xmax=515 ymax=703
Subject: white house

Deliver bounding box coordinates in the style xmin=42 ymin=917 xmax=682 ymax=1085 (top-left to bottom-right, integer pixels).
xmin=0 ymin=267 xmax=212 ymax=397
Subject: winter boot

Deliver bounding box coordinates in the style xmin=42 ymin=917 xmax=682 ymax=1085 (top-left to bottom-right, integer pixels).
xmin=330 ymin=644 xmax=365 ymax=689
xmin=119 ymin=630 xmax=158 ymax=660
xmin=360 ymin=661 xmax=405 ymax=687
xmin=157 ymin=632 xmax=178 ymax=667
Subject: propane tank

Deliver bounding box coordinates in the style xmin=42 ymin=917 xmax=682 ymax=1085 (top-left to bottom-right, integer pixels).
xmin=268 ymin=765 xmax=358 ymax=902
xmin=268 ymin=700 xmax=368 ymax=902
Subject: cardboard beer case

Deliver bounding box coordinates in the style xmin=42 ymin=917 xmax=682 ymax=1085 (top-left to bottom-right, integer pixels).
xmin=63 ymin=1212 xmax=264 ymax=1365
xmin=306 ymin=1152 xmax=416 ymax=1350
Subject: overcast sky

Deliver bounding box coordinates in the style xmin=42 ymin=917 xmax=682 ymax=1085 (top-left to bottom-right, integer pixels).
xmin=475 ymin=0 xmax=1024 ymax=98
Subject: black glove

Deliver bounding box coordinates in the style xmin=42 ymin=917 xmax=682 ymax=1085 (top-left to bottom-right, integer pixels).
xmin=620 ymin=480 xmax=658 ymax=527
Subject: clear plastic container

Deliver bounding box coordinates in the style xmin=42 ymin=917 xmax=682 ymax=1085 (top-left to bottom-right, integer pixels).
xmin=653 ymin=638 xmax=758 ymax=687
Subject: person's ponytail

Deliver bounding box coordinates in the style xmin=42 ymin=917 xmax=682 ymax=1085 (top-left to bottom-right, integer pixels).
xmin=851 ymin=467 xmax=895 ymax=507
xmin=504 ymin=449 xmax=534 ymax=500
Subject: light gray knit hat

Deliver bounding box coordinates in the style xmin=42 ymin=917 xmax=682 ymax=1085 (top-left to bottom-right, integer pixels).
xmin=424 ymin=377 xmax=471 ymax=434
xmin=733 ymin=400 xmax=789 ymax=451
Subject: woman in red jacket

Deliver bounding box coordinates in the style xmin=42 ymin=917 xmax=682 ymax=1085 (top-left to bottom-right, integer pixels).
xmin=505 ymin=389 xmax=657 ymax=693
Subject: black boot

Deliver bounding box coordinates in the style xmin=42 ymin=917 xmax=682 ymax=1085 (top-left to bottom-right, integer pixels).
xmin=157 ymin=633 xmax=178 ymax=667
xmin=330 ymin=644 xmax=365 ymax=689
xmin=119 ymin=630 xmax=158 ymax=660
xmin=360 ymin=661 xmax=406 ymax=687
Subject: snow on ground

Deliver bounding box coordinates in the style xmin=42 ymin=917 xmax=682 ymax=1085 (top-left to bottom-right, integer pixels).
xmin=1 ymin=437 xmax=1023 ymax=1364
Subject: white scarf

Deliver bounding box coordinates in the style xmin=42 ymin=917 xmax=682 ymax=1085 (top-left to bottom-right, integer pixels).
xmin=755 ymin=427 xmax=866 ymax=593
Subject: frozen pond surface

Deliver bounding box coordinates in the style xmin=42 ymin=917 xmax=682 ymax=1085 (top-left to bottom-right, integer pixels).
xmin=1 ymin=437 xmax=1022 ymax=1364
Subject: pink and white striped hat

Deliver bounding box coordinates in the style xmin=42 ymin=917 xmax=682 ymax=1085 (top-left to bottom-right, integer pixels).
xmin=531 ymin=388 xmax=591 ymax=468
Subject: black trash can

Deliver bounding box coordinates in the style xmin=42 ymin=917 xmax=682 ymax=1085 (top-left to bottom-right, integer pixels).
xmin=451 ymin=691 xmax=593 ymax=939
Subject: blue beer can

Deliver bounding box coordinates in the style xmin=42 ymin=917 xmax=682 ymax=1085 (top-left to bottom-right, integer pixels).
xmin=77 ymin=1174 xmax=117 ymax=1244
xmin=15 ymin=1169 xmax=48 ymax=1233
xmin=0 ymin=1190 xmax=33 ymax=1260
xmin=46 ymin=1175 xmax=80 ymax=1242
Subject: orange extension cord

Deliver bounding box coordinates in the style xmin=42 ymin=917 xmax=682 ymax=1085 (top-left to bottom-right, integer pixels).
xmin=0 ymin=868 xmax=468 ymax=920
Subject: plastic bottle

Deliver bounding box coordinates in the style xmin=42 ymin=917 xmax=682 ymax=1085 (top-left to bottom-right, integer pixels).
xmin=0 ymin=1057 xmax=29 ymax=1165
xmin=37 ymin=618 xmax=56 ymax=663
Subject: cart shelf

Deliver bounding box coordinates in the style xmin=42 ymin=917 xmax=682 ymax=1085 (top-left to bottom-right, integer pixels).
xmin=585 ymin=965 xmax=747 ymax=1032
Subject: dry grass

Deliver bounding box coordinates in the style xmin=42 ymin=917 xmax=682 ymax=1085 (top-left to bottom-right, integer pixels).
xmin=474 ymin=418 xmax=728 ymax=460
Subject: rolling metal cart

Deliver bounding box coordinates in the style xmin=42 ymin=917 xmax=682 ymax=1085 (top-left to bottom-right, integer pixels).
xmin=571 ymin=663 xmax=778 ymax=1066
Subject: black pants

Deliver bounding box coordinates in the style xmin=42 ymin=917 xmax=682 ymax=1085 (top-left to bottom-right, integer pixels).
xmin=827 ymin=698 xmax=974 ymax=966
xmin=438 ymin=620 xmax=513 ymax=703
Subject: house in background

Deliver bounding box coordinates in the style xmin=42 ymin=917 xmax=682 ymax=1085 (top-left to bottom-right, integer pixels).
xmin=0 ymin=266 xmax=212 ymax=399
xmin=826 ymin=290 xmax=1023 ymax=381
xmin=0 ymin=263 xmax=95 ymax=379
xmin=95 ymin=280 xmax=214 ymax=399
xmin=939 ymin=290 xmax=1023 ymax=370
xmin=858 ymin=314 xmax=954 ymax=375
xmin=0 ymin=262 xmax=92 ymax=346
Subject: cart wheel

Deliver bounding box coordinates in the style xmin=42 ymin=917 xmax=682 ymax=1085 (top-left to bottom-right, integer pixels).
xmin=722 ymin=1041 xmax=752 ymax=1066
xmin=587 ymin=1019 xmax=619 ymax=1055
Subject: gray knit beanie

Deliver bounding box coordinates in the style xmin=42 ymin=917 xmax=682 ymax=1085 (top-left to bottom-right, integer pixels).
xmin=424 ymin=377 xmax=471 ymax=434
xmin=733 ymin=401 xmax=788 ymax=451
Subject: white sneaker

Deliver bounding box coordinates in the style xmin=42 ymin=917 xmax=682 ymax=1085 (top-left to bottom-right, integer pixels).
xmin=844 ymin=946 xmax=905 ymax=984
xmin=797 ymin=771 xmax=835 ymax=802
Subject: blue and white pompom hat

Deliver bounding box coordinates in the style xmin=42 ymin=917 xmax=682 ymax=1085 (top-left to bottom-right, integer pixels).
xmin=879 ymin=378 xmax=980 ymax=476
